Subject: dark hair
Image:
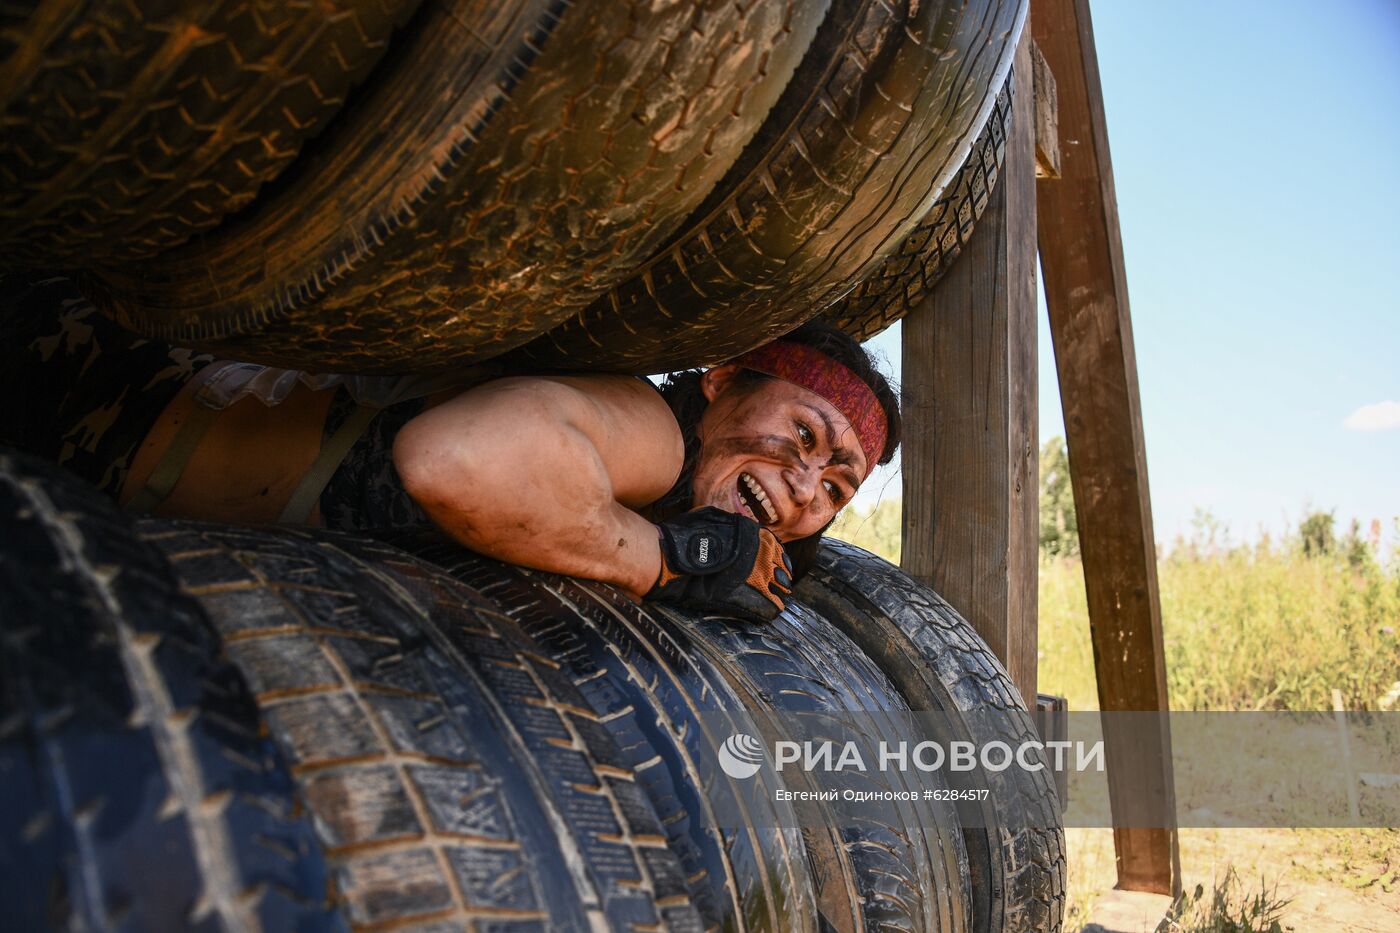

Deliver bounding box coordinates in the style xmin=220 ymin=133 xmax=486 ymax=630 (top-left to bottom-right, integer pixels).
xmin=652 ymin=320 xmax=901 ymax=579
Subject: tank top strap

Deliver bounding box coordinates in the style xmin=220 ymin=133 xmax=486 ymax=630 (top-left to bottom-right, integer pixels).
xmin=278 ymin=401 xmax=381 ymax=524
xmin=122 ymin=360 xmax=239 ymax=515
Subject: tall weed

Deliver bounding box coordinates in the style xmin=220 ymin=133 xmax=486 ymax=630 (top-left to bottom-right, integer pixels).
xmin=1165 ymin=869 xmax=1291 ymax=933
xmin=830 ymin=500 xmax=1400 ymax=711
xmin=1041 ymin=517 xmax=1400 ymax=711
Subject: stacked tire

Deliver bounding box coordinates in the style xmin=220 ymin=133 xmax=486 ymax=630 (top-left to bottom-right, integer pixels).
xmin=2 ymin=0 xmax=1024 ymax=373
xmin=1 ymin=452 xmax=1063 ymax=931
xmin=4 ymin=2 xmax=1062 ymax=928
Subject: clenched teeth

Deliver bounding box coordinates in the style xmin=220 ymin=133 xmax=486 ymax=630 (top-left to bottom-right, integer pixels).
xmin=741 ymin=472 xmax=778 ymax=525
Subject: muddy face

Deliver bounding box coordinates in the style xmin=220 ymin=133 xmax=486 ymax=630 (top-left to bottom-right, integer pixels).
xmin=689 ymin=365 xmax=870 ymax=542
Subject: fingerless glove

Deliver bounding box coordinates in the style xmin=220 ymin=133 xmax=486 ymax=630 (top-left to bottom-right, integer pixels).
xmin=646 ymin=507 xmax=793 ymax=622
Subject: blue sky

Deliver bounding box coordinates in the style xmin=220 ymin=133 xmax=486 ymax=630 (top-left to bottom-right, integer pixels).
xmin=858 ymin=0 xmax=1400 ymax=549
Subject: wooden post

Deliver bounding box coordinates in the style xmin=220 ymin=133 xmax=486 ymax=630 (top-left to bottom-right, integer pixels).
xmin=1031 ymin=40 xmax=1061 ymax=179
xmin=901 ymin=30 xmax=1038 ymax=706
xmin=1032 ymin=0 xmax=1181 ymax=898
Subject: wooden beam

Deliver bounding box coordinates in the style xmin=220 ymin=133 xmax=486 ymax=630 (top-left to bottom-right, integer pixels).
xmin=1032 ymin=0 xmax=1181 ymax=898
xmin=901 ymin=31 xmax=1038 ymax=706
xmin=1035 ymin=693 xmax=1070 ymax=810
xmin=1031 ymin=40 xmax=1061 ymax=178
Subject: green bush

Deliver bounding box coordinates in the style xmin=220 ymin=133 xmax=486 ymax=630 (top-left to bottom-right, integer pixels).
xmin=1299 ymin=509 xmax=1336 ymax=558
xmin=1040 ymin=436 xmax=1079 ymax=558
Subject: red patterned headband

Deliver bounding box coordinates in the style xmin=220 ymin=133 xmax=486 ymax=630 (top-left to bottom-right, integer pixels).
xmin=729 ymin=340 xmax=888 ymax=472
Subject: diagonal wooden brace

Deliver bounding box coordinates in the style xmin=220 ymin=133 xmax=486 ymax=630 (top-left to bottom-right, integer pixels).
xmin=1033 ymin=0 xmax=1181 ymax=898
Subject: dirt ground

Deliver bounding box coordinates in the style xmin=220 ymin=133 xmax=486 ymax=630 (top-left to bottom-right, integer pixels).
xmin=1066 ymin=827 xmax=1400 ymax=932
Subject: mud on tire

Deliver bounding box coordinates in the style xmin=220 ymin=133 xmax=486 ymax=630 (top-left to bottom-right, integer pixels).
xmin=797 ymin=539 xmax=1067 ymax=933
xmin=0 ymin=450 xmax=1060 ymax=932
xmin=682 ymin=602 xmax=973 ymax=933
xmin=510 ymin=0 xmax=1023 ymax=373
xmin=398 ymin=531 xmax=974 ymax=933
xmin=0 ymin=0 xmax=422 ymax=264
xmin=142 ymin=522 xmax=706 ymax=931
xmin=86 ymin=0 xmax=827 ymax=372
xmin=823 ymin=82 xmax=1012 ymax=341
xmin=396 ymin=533 xmax=823 ymax=933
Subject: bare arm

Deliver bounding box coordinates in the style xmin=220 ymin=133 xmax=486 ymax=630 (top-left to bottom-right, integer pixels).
xmin=393 ymin=375 xmax=683 ymax=597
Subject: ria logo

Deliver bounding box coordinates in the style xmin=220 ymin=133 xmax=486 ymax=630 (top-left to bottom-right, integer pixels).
xmin=718 ymin=733 xmax=765 ymax=779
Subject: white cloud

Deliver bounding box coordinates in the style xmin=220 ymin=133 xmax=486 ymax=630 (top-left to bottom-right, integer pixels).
xmin=1343 ymin=400 xmax=1400 ymax=432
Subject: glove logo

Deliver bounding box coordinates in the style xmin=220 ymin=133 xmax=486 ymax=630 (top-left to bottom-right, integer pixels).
xmin=718 ymin=733 xmax=765 ymax=779
xmin=697 ymin=535 xmax=711 ymax=565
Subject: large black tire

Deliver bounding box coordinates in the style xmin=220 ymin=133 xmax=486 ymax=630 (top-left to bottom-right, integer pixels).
xmin=680 ymin=603 xmax=973 ymax=933
xmin=397 ymin=532 xmax=973 ymax=933
xmin=508 ymin=0 xmax=1024 ymax=373
xmin=399 ymin=536 xmax=823 ymax=932
xmin=141 ymin=521 xmax=707 ymax=931
xmin=0 ymin=450 xmax=340 ymax=931
xmin=1 ymin=449 xmax=1058 ymax=932
xmin=0 ymin=0 xmax=421 ymax=264
xmin=83 ymin=0 xmax=828 ymax=372
xmin=797 ymin=539 xmax=1067 ymax=933
xmin=822 ymin=81 xmax=1011 ymax=341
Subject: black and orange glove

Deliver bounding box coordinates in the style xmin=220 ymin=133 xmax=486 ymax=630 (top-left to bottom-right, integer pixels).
xmin=646 ymin=507 xmax=793 ymax=622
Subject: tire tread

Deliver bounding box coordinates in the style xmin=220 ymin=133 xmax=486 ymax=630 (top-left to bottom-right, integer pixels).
xmin=799 ymin=538 xmax=1066 ymax=933
xmin=0 ymin=451 xmax=337 ymax=932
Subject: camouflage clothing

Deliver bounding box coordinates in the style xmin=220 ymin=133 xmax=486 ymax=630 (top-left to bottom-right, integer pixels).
xmin=319 ymin=389 xmax=430 ymax=531
xmin=0 ymin=274 xmax=429 ymax=531
xmin=0 ymin=274 xmax=213 ymax=497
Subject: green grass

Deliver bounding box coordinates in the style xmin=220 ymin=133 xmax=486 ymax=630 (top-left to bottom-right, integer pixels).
xmin=1040 ymin=526 xmax=1400 ymax=712
xmin=829 ymin=501 xmax=1400 ymax=930
xmin=833 ymin=499 xmax=1400 ymax=712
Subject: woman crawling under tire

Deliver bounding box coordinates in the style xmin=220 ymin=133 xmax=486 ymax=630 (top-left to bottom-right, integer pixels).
xmin=0 ymin=274 xmax=900 ymax=621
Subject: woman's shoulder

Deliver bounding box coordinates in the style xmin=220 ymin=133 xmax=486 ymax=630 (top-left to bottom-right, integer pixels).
xmin=466 ymin=373 xmax=676 ymax=431
xmin=404 ymin=372 xmax=684 ymax=511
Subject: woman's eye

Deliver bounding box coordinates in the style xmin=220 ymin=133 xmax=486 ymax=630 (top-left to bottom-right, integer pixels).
xmin=824 ymin=480 xmax=843 ymax=504
xmin=796 ymin=422 xmax=815 ymax=448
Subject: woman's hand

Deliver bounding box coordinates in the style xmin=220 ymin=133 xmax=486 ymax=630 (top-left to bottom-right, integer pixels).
xmin=646 ymin=507 xmax=793 ymax=621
